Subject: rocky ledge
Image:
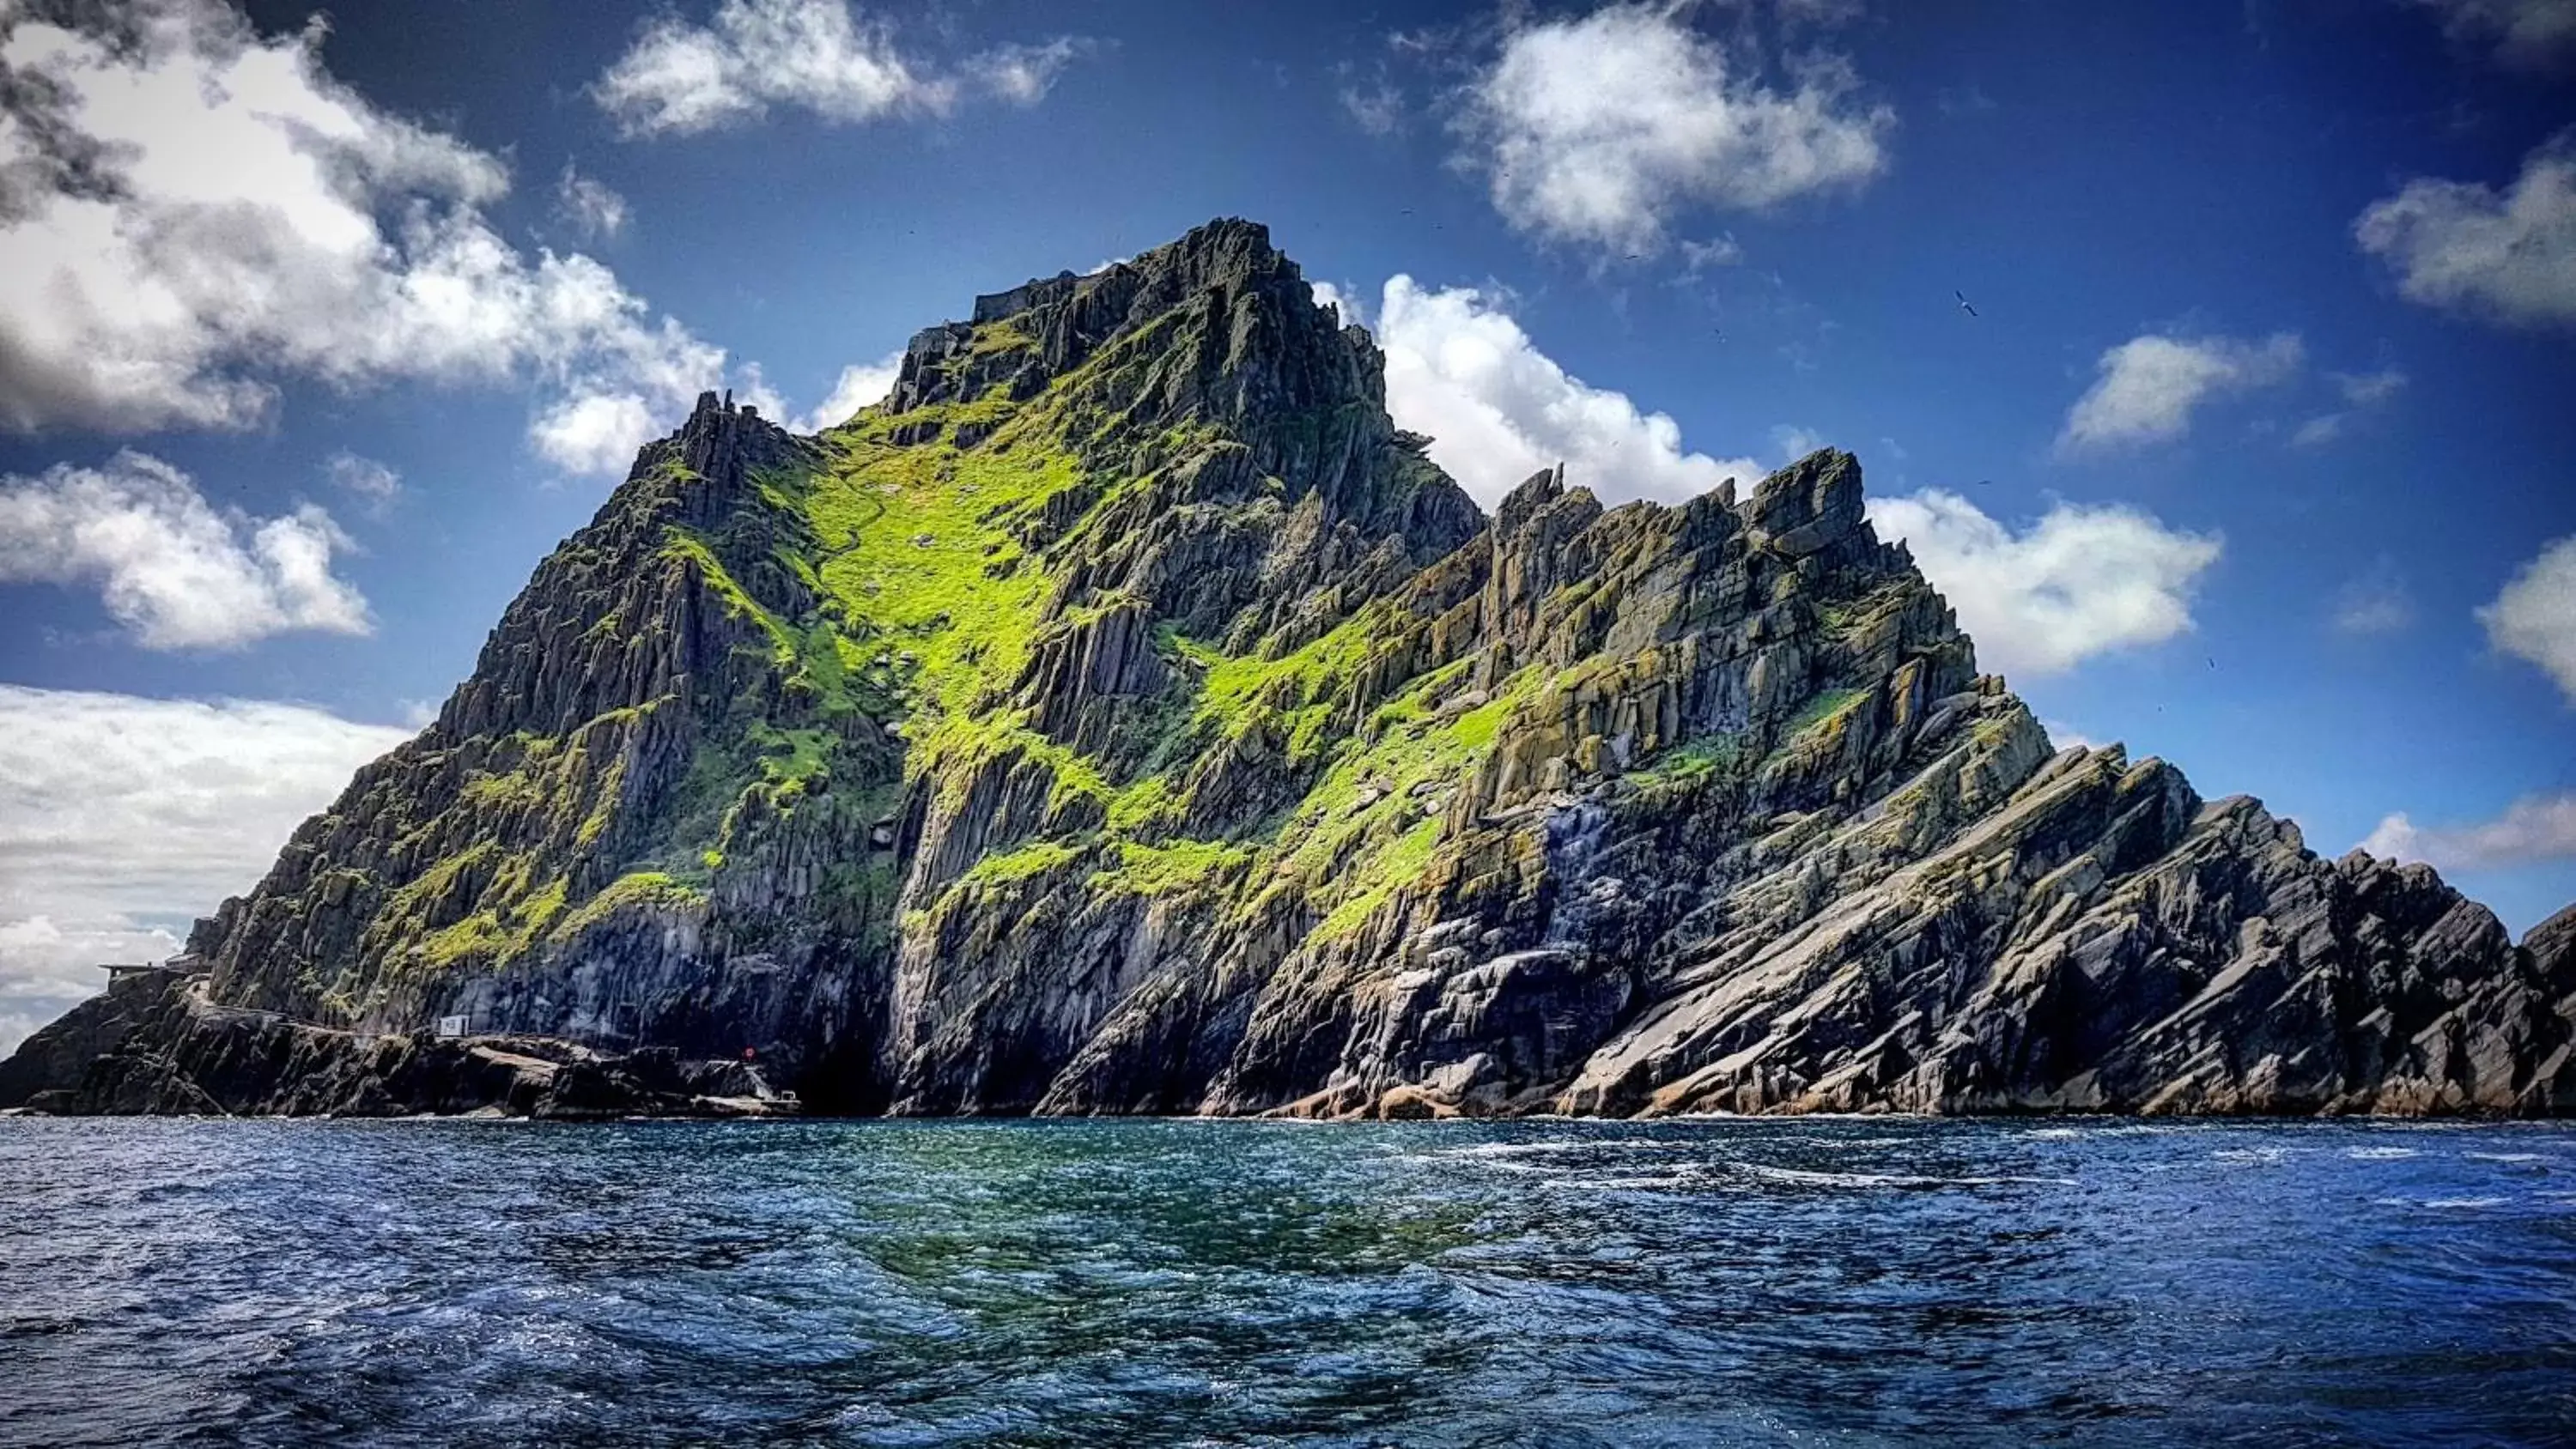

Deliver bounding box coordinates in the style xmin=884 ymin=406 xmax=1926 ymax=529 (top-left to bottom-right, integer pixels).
xmin=3 ymin=969 xmax=788 ymax=1119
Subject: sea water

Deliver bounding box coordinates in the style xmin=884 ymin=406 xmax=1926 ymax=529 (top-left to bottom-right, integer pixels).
xmin=3 ymin=1116 xmax=2571 ymax=1446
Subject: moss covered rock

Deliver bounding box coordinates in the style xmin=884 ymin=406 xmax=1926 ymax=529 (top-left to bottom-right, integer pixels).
xmin=9 ymin=218 xmax=2573 ymax=1120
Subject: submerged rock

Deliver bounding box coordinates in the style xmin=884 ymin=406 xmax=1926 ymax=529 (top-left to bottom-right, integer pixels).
xmin=5 ymin=217 xmax=2571 ymax=1120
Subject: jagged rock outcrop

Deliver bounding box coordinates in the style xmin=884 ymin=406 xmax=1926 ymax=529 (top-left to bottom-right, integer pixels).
xmin=2 ymin=969 xmax=782 ymax=1118
xmin=8 ymin=218 xmax=2572 ymax=1120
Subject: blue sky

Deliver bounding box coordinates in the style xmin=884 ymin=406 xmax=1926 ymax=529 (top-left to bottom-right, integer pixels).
xmin=1 ymin=0 xmax=2572 ymax=1048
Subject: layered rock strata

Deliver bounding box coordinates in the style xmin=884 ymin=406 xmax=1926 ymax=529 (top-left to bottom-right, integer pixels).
xmin=9 ymin=219 xmax=2571 ymax=1120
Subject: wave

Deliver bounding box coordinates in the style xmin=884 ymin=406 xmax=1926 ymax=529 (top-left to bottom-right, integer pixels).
xmin=1741 ymin=1164 xmax=2077 ymax=1191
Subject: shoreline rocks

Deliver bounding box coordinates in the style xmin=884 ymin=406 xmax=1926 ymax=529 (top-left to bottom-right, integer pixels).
xmin=3 ymin=975 xmax=792 ymax=1120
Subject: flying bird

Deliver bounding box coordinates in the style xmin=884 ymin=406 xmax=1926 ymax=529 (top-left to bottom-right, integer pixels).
xmin=1955 ymin=289 xmax=1978 ymax=318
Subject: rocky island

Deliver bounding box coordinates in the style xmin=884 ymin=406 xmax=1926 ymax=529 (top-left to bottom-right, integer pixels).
xmin=8 ymin=219 xmax=2572 ymax=1120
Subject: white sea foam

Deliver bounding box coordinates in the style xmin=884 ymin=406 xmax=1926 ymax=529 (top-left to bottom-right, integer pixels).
xmin=2343 ymin=1147 xmax=2418 ymax=1161
xmin=1538 ymin=1173 xmax=1700 ymax=1191
xmin=1741 ymin=1164 xmax=2075 ymax=1191
xmin=1445 ymin=1138 xmax=1686 ymax=1158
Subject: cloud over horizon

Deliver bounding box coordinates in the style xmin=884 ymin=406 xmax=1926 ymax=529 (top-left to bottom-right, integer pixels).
xmin=0 ymin=685 xmax=411 ymax=1056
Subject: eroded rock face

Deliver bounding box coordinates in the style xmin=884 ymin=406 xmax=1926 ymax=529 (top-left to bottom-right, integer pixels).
xmin=4 ymin=975 xmax=784 ymax=1119
xmin=6 ymin=216 xmax=2571 ymax=1120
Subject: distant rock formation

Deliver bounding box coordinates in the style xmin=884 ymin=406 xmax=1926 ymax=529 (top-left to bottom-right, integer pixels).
xmin=2 ymin=969 xmax=781 ymax=1119
xmin=9 ymin=218 xmax=2572 ymax=1119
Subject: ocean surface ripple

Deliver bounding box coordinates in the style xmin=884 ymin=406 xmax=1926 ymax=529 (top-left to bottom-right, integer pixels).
xmin=3 ymin=1117 xmax=2573 ymax=1446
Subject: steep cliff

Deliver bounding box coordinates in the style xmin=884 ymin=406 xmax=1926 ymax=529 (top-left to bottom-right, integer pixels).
xmin=9 ymin=218 xmax=2573 ymax=1119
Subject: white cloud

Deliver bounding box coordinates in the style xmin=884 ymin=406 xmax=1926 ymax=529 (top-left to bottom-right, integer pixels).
xmin=1771 ymin=423 xmax=1827 ymax=461
xmin=732 ymin=361 xmax=789 ymax=422
xmin=2479 ymin=534 xmax=2576 ymax=703
xmin=793 ymin=354 xmax=902 ymax=433
xmin=0 ymin=0 xmax=740 ymax=473
xmin=964 ymin=39 xmax=1084 ymax=106
xmin=2292 ymin=368 xmax=2406 ymax=450
xmin=554 ymin=163 xmax=630 ymax=241
xmin=2410 ymin=0 xmax=2576 ymax=67
xmin=0 ymin=450 xmax=369 ymax=650
xmin=1310 ymin=279 xmax=1364 ymax=326
xmin=322 ymin=450 xmax=400 ymax=512
xmin=2291 ymin=414 xmax=2347 ymax=447
xmin=2039 ymin=718 xmax=2101 ymax=751
xmin=2362 ymin=791 xmax=2576 ymax=873
xmin=0 ymin=914 xmax=182 ymax=1062
xmin=2356 ymin=132 xmax=2576 ymax=328
xmin=1775 ymin=0 xmax=1870 ymax=27
xmin=1336 ymin=276 xmax=1765 ymax=506
xmin=1340 ymin=76 xmax=1406 ymax=136
xmin=1323 ymin=272 xmax=2217 ymax=679
xmin=2057 ymin=331 xmax=2304 ymax=452
xmin=2333 ymin=367 xmax=2409 ymax=407
xmin=2332 ymin=560 xmax=2416 ymax=635
xmin=0 ymin=685 xmax=410 ymax=1055
xmin=1456 ymin=3 xmax=1892 ymax=254
xmin=1866 ymin=489 xmax=2222 ymax=676
xmin=592 ymin=0 xmax=1081 ymax=138
xmin=1680 ymin=235 xmax=1745 ymax=270
xmin=530 ymin=391 xmax=659 ymax=477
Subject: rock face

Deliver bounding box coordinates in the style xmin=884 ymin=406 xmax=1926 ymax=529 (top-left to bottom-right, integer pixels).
xmin=8 ymin=217 xmax=2573 ymax=1119
xmin=2 ymin=969 xmax=781 ymax=1119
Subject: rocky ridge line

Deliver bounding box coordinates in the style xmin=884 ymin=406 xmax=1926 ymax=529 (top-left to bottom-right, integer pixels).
xmin=6 ymin=217 xmax=2571 ymax=1120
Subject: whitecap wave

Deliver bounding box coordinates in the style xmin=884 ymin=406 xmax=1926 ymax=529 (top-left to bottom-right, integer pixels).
xmin=1741 ymin=1164 xmax=2075 ymax=1191
xmin=1537 ymin=1173 xmax=1700 ymax=1191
